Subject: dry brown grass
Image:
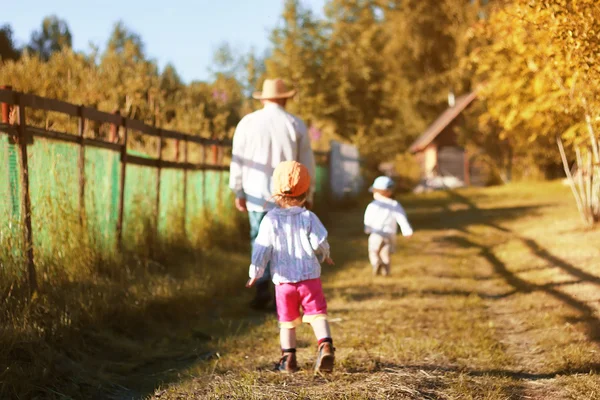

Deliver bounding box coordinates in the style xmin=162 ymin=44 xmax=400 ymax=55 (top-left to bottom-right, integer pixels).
xmin=0 ymin=190 xmax=251 ymax=399
xmin=3 ymin=181 xmax=599 ymax=399
xmin=146 ymin=181 xmax=599 ymax=400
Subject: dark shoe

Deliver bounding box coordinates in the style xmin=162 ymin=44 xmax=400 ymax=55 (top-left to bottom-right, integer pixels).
xmin=372 ymin=264 xmax=381 ymax=276
xmin=314 ymin=342 xmax=335 ymax=374
xmin=277 ymin=352 xmax=298 ymax=373
xmin=381 ymin=264 xmax=390 ymax=276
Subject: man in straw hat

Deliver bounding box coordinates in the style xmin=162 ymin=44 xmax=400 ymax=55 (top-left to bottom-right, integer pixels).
xmin=229 ymin=78 xmax=316 ymax=310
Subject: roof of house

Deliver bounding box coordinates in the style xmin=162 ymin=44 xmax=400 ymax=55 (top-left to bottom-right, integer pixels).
xmin=409 ymin=91 xmax=477 ymax=153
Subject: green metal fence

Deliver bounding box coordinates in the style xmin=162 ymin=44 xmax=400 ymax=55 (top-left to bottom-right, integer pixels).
xmin=0 ymin=88 xmax=331 ymax=295
xmin=0 ymin=135 xmax=330 ymax=251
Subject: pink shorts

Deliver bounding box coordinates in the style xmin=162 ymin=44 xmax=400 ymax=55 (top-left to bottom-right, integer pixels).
xmin=275 ymin=278 xmax=328 ymax=328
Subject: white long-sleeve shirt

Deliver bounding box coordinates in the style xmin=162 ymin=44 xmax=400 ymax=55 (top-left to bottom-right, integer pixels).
xmin=364 ymin=193 xmax=413 ymax=238
xmin=249 ymin=207 xmax=330 ymax=284
xmin=229 ymin=103 xmax=316 ymax=212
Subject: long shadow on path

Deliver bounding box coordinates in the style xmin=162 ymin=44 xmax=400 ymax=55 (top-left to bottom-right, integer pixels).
xmin=349 ymin=361 xmax=600 ymax=381
xmin=439 ymin=190 xmax=600 ymax=344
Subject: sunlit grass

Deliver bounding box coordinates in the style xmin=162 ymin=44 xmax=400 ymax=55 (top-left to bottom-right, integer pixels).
xmin=149 ymin=181 xmax=599 ymax=400
xmin=2 ymin=175 xmax=599 ymax=399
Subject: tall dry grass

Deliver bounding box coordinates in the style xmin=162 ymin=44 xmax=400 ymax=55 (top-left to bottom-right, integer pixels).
xmin=0 ymin=140 xmax=249 ymax=398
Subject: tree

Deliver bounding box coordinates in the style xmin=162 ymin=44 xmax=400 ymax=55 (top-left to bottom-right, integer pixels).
xmin=0 ymin=24 xmax=20 ymax=62
xmin=469 ymin=0 xmax=600 ymax=220
xmin=106 ymin=21 xmax=144 ymax=58
xmin=378 ymin=0 xmax=487 ymax=149
xmin=28 ymin=16 xmax=72 ymax=61
xmin=100 ymin=22 xmax=159 ymax=124
xmin=469 ymin=0 xmax=600 ymax=178
xmin=320 ymin=0 xmax=390 ymax=150
xmin=243 ymin=49 xmax=265 ymax=98
xmin=265 ymin=0 xmax=328 ymax=122
xmin=210 ymin=42 xmax=245 ymax=80
xmin=160 ymin=63 xmax=184 ymax=124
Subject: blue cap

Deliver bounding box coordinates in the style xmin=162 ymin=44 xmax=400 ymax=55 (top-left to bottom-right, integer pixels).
xmin=370 ymin=176 xmax=394 ymax=192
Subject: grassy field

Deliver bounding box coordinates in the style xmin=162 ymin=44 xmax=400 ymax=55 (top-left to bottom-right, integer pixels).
xmin=143 ymin=181 xmax=599 ymax=400
xmin=3 ymin=181 xmax=599 ymax=399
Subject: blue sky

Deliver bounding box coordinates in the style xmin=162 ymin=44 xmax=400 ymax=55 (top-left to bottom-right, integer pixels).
xmin=3 ymin=0 xmax=326 ymax=83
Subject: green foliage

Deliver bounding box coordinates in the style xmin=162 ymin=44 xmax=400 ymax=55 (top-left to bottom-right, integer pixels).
xmin=262 ymin=0 xmax=487 ymax=162
xmin=0 ymin=20 xmax=248 ymax=155
xmin=469 ymin=0 xmax=600 ymax=176
xmin=0 ymin=24 xmax=20 ymax=62
xmin=5 ymin=2 xmax=599 ymax=178
xmin=393 ymin=152 xmax=422 ymax=192
xmin=27 ymin=16 xmax=72 ymax=61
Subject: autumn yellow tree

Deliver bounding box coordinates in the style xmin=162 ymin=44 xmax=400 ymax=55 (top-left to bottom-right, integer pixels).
xmin=471 ymin=0 xmax=600 ymax=222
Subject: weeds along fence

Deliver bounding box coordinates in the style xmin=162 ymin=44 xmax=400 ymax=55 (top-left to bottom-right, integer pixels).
xmin=0 ymin=87 xmax=333 ymax=299
xmin=0 ymin=87 xmax=233 ymax=298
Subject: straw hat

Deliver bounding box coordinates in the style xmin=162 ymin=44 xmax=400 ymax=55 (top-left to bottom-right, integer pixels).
xmin=272 ymin=161 xmax=311 ymax=197
xmin=252 ymin=78 xmax=296 ymax=100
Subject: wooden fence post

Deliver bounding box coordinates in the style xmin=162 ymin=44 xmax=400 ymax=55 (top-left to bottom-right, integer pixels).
xmin=216 ymin=143 xmax=223 ymax=205
xmin=182 ymin=139 xmax=188 ymax=235
xmin=109 ymin=110 xmax=120 ymax=143
xmin=201 ymin=143 xmax=207 ymax=211
xmin=211 ymin=144 xmax=218 ymax=165
xmin=116 ymin=115 xmax=127 ymax=250
xmin=77 ymin=106 xmax=86 ymax=225
xmin=1 ymin=85 xmax=11 ymax=123
xmin=16 ymin=93 xmax=37 ymax=296
xmin=155 ymin=130 xmax=163 ymax=246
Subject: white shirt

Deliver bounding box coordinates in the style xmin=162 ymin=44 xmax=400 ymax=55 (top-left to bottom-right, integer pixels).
xmin=364 ymin=193 xmax=413 ymax=238
xmin=249 ymin=207 xmax=330 ymax=284
xmin=229 ymin=103 xmax=316 ymax=212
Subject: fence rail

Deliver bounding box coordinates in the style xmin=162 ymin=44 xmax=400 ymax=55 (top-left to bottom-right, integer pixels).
xmin=0 ymin=87 xmax=233 ymax=296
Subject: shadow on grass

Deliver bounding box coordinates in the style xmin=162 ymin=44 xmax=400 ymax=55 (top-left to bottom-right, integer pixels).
xmin=412 ymin=204 xmax=543 ymax=233
xmin=8 ymin=186 xmax=590 ymax=398
xmin=350 ymin=361 xmax=600 ymax=381
xmin=331 ymin=278 xmax=586 ymax=305
xmin=520 ymin=237 xmax=600 ymax=286
xmin=331 ymin=283 xmax=516 ymax=302
xmin=0 ymin=223 xmax=273 ymax=400
xmin=436 ymin=190 xmax=600 ymax=344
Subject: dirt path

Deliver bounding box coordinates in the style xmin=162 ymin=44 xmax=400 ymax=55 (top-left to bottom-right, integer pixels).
xmin=145 ymin=182 xmax=599 ymax=399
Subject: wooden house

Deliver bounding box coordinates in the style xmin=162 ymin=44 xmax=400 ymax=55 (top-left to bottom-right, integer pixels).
xmin=409 ymin=92 xmax=480 ymax=186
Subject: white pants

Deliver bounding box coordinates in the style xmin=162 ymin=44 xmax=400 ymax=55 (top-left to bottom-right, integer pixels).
xmin=368 ymin=234 xmax=394 ymax=274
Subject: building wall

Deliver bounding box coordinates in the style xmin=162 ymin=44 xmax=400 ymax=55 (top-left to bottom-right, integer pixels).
xmin=437 ymin=146 xmax=465 ymax=181
xmin=424 ymin=144 xmax=437 ymax=178
xmin=329 ymin=140 xmax=362 ymax=201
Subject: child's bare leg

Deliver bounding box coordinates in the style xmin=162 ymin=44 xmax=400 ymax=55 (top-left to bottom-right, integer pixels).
xmin=380 ymin=243 xmax=391 ymax=276
xmin=368 ymin=234 xmax=384 ymax=275
xmin=369 ymin=248 xmax=381 ymax=275
xmin=310 ymin=318 xmax=331 ymax=341
xmin=310 ymin=318 xmax=334 ymax=373
xmin=280 ymin=327 xmax=297 ymax=349
xmin=278 ymin=327 xmax=299 ymax=373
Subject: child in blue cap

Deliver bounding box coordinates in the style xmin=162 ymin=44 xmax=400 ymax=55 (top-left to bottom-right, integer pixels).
xmin=364 ymin=176 xmax=413 ymax=276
